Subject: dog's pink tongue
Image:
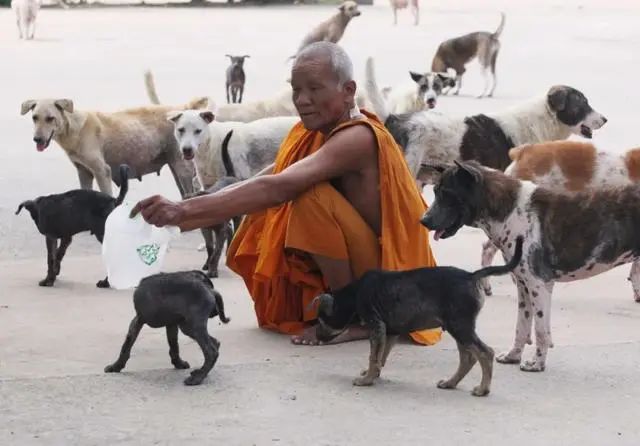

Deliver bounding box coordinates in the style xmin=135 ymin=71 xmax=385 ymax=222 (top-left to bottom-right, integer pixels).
xmin=434 ymin=229 xmax=444 ymax=241
xmin=36 ymin=143 xmax=46 ymax=152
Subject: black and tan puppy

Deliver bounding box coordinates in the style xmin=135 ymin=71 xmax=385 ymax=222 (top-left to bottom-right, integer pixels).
xmin=313 ymin=236 xmax=523 ymax=396
xmin=105 ymin=270 xmax=230 ymax=386
xmin=15 ymin=164 xmax=129 ymax=288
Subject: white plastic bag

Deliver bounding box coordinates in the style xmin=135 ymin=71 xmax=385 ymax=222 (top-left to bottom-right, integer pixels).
xmin=102 ymin=202 xmax=180 ymax=290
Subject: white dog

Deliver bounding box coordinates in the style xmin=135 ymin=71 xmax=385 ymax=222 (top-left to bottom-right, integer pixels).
xmin=12 ymin=0 xmax=40 ymax=40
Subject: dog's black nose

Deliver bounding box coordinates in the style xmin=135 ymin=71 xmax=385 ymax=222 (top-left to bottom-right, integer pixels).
xmin=33 ymin=137 xmax=43 ymax=144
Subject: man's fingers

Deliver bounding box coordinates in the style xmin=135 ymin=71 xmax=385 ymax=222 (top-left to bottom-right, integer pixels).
xmin=130 ymin=196 xmax=160 ymax=218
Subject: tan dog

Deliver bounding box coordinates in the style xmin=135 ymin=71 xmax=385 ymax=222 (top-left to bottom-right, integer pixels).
xmin=389 ymin=0 xmax=420 ymax=26
xmin=480 ymin=140 xmax=640 ymax=302
xmin=289 ymin=1 xmax=361 ymax=59
xmin=20 ymin=97 xmax=208 ymax=197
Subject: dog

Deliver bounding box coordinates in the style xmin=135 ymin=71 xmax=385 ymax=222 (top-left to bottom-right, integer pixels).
xmin=364 ymin=57 xmax=456 ymax=113
xmin=365 ymin=81 xmax=607 ymax=181
xmin=225 ymin=55 xmax=249 ymax=104
xmin=389 ymin=0 xmax=420 ymax=26
xmin=421 ymin=160 xmax=640 ymax=372
xmin=431 ymin=12 xmax=506 ymax=98
xmin=144 ymin=70 xmax=298 ymax=123
xmin=104 ymin=270 xmax=230 ymax=386
xmin=20 ymin=97 xmax=208 ymax=198
xmin=480 ymin=141 xmax=640 ymax=299
xmin=289 ymin=1 xmax=361 ymax=59
xmin=15 ymin=165 xmax=129 ymax=288
xmin=313 ymin=236 xmax=523 ymax=396
xmin=11 ymin=0 xmax=39 ymax=40
xmin=185 ymin=130 xmax=243 ymax=278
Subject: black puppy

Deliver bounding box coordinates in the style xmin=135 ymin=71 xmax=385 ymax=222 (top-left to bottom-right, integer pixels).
xmin=15 ymin=164 xmax=129 ymax=288
xmin=313 ymin=236 xmax=523 ymax=396
xmin=105 ymin=270 xmax=230 ymax=386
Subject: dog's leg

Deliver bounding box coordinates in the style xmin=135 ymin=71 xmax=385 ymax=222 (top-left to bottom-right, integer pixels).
xmin=226 ymin=83 xmax=230 ymax=104
xmin=628 ymin=260 xmax=640 ymax=302
xmin=53 ymin=236 xmax=72 ymax=277
xmin=480 ymin=240 xmax=499 ymax=295
xmin=207 ymin=224 xmax=228 ymax=278
xmin=239 ymin=85 xmax=244 ymax=104
xmin=200 ymin=228 xmax=214 ymax=273
xmin=39 ymin=237 xmax=58 ymax=287
xmin=454 ymin=73 xmax=463 ymax=95
xmin=74 ymin=162 xmax=94 ymax=190
xmin=437 ymin=340 xmax=477 ymax=391
xmin=412 ymin=3 xmax=419 ymax=25
xmin=166 ymin=325 xmax=190 ymax=369
xmin=488 ymin=49 xmax=499 ymax=97
xmin=477 ymin=67 xmax=490 ymax=99
xmin=167 ymin=159 xmax=195 ymax=198
xmin=497 ymin=280 xmax=534 ymax=365
xmin=520 ymin=281 xmax=554 ymax=372
xmin=468 ymin=336 xmax=495 ymax=396
xmin=181 ymin=321 xmax=219 ymax=386
xmin=104 ymin=316 xmax=144 ymax=373
xmin=380 ymin=334 xmax=398 ymax=367
xmin=353 ymin=321 xmax=385 ymax=386
xmin=393 ymin=8 xmax=398 ymax=25
xmin=83 ymin=155 xmax=113 ymax=196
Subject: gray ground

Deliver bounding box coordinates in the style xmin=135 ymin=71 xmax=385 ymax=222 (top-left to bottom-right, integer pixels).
xmin=1 ymin=1 xmax=640 ymax=444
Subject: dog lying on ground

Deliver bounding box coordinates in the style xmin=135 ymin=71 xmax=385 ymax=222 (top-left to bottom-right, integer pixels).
xmin=11 ymin=0 xmax=39 ymax=40
xmin=225 ymin=54 xmax=250 ymax=104
xmin=364 ymin=57 xmax=455 ymax=113
xmin=15 ymin=165 xmax=129 ymax=288
xmin=104 ymin=270 xmax=230 ymax=386
xmin=289 ymin=1 xmax=361 ymax=60
xmin=421 ymin=160 xmax=640 ymax=372
xmin=144 ymin=70 xmax=298 ymax=123
xmin=313 ymin=236 xmax=523 ymax=396
xmin=365 ymin=80 xmax=607 ymax=181
xmin=20 ymin=97 xmax=208 ymax=197
xmin=480 ymin=141 xmax=640 ymax=300
xmin=185 ymin=130 xmax=242 ymax=278
xmin=431 ymin=12 xmax=506 ymax=98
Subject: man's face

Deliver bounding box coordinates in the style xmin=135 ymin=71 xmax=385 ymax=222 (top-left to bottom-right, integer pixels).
xmin=290 ymin=56 xmax=355 ymax=133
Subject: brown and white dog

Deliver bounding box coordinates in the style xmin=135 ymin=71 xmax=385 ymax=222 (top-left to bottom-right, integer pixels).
xmin=431 ymin=12 xmax=505 ymax=98
xmin=421 ymin=160 xmax=640 ymax=372
xmin=289 ymin=1 xmax=361 ymax=59
xmin=480 ymin=141 xmax=640 ymax=300
xmin=389 ymin=0 xmax=420 ymax=26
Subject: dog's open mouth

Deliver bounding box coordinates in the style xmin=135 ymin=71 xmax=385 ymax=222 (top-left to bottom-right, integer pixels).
xmin=580 ymin=124 xmax=593 ymax=139
xmin=426 ymin=98 xmax=437 ymax=109
xmin=431 ymin=218 xmax=463 ymax=241
xmin=36 ymin=132 xmax=54 ymax=152
xmin=182 ymin=150 xmax=195 ymax=161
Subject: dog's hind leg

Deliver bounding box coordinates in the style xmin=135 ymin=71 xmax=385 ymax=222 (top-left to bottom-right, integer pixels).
xmin=239 ymin=85 xmax=244 ymax=104
xmin=53 ymin=236 xmax=72 ymax=277
xmin=200 ymin=228 xmax=215 ymax=273
xmin=480 ymin=240 xmax=499 ymax=295
xmin=520 ymin=281 xmax=554 ymax=372
xmin=206 ymin=224 xmax=229 ymax=278
xmin=380 ymin=334 xmax=398 ymax=367
xmin=628 ymin=260 xmax=640 ymax=303
xmin=497 ymin=280 xmax=534 ymax=365
xmin=104 ymin=315 xmax=144 ymax=373
xmin=181 ymin=321 xmax=219 ymax=386
xmin=467 ymin=337 xmax=494 ymax=397
xmin=168 ymin=159 xmax=196 ymax=198
xmin=166 ymin=325 xmax=190 ymax=369
xmin=39 ymin=237 xmax=59 ymax=287
xmin=353 ymin=320 xmax=385 ymax=386
xmin=437 ymin=340 xmax=477 ymax=391
xmin=488 ymin=48 xmax=500 ymax=97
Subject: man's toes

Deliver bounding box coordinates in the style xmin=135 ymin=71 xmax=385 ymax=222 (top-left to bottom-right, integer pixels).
xmin=437 ymin=379 xmax=456 ymax=390
xmin=472 ymin=386 xmax=490 ymax=397
xmin=173 ymin=360 xmax=190 ymax=370
xmin=104 ymin=363 xmax=122 ymax=373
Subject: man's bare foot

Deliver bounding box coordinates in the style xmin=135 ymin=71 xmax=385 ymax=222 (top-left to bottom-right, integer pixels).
xmin=291 ymin=324 xmax=369 ymax=346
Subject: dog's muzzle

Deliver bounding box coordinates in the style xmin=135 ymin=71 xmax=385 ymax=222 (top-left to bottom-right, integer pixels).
xmin=182 ymin=148 xmax=195 ymax=161
xmin=34 ymin=131 xmax=54 ymax=152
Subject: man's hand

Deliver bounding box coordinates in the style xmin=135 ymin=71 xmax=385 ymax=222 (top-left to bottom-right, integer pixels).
xmin=130 ymin=195 xmax=186 ymax=228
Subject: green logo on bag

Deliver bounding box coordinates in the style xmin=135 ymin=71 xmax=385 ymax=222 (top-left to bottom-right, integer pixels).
xmin=137 ymin=243 xmax=160 ymax=266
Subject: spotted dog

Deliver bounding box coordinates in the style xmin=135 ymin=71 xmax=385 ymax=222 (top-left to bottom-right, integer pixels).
xmin=421 ymin=160 xmax=640 ymax=372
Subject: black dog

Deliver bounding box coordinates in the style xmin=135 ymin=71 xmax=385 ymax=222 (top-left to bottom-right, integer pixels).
xmin=189 ymin=130 xmax=243 ymax=277
xmin=105 ymin=270 xmax=230 ymax=386
xmin=15 ymin=164 xmax=129 ymax=288
xmin=313 ymin=236 xmax=523 ymax=396
xmin=225 ymin=54 xmax=249 ymax=104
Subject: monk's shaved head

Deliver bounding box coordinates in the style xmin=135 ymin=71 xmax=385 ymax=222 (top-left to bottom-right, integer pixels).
xmin=294 ymin=42 xmax=354 ymax=86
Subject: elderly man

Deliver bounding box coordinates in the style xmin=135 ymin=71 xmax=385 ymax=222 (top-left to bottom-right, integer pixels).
xmin=131 ymin=42 xmax=440 ymax=346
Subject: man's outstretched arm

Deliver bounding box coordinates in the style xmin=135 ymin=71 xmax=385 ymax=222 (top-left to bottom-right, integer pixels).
xmin=131 ymin=125 xmax=376 ymax=231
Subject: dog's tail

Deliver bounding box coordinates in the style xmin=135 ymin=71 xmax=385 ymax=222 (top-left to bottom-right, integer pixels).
xmin=472 ymin=236 xmax=523 ymax=280
xmin=115 ymin=165 xmax=130 ymax=206
xmin=492 ymin=12 xmax=506 ymax=39
xmin=144 ymin=70 xmax=161 ymax=105
xmin=364 ymin=56 xmax=390 ymax=122
xmin=221 ymin=130 xmax=236 ymax=178
xmin=213 ymin=290 xmax=231 ymax=324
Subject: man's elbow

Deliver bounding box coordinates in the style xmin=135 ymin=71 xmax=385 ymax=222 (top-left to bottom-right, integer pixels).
xmin=261 ymin=175 xmax=300 ymax=206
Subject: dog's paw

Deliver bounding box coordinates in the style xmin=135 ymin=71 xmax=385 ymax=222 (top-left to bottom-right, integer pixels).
xmin=437 ymin=379 xmax=457 ymax=390
xmin=353 ymin=376 xmax=376 ymax=387
xmin=207 ymin=270 xmax=219 ymax=279
xmin=172 ymin=359 xmax=190 ymax=370
xmin=471 ymin=386 xmax=490 ymax=397
xmin=104 ymin=363 xmax=123 ymax=373
xmin=202 ymin=263 xmax=209 ymax=271
xmin=38 ymin=278 xmax=54 ymax=287
xmin=520 ymin=360 xmax=545 ymax=372
xmin=496 ymin=351 xmax=521 ymax=365
xmin=184 ymin=371 xmax=206 ymax=386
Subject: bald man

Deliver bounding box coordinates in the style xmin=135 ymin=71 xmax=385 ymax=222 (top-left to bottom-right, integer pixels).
xmin=131 ymin=42 xmax=441 ymax=346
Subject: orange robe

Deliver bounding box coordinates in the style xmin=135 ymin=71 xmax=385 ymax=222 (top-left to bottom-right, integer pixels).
xmin=226 ymin=110 xmax=442 ymax=345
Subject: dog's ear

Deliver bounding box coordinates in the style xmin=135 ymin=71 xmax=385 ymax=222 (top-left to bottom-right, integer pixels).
xmin=54 ymin=99 xmax=74 ymax=114
xmin=199 ymin=111 xmax=215 ymax=124
xmin=508 ymin=145 xmax=528 ymax=161
xmin=454 ymin=160 xmax=482 ymax=186
xmin=241 ymin=55 xmax=250 ymax=59
xmin=167 ymin=111 xmax=183 ymax=123
xmin=20 ymin=100 xmax=37 ymax=115
xmin=418 ymin=163 xmax=449 ymax=183
xmin=409 ymin=71 xmax=425 ymax=84
xmin=339 ymin=3 xmax=346 ymax=11
xmin=547 ymin=86 xmax=568 ymax=112
xmin=437 ymin=73 xmax=456 ymax=88
xmin=225 ymin=54 xmax=233 ymax=60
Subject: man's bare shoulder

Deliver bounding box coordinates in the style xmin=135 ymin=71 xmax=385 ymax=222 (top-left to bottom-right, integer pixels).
xmin=326 ymin=122 xmax=378 ymax=157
